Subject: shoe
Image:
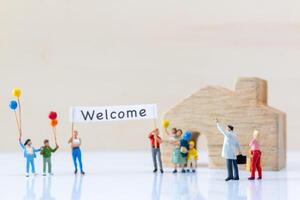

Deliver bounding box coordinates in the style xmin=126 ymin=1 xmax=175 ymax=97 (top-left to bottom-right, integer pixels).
xmin=181 ymin=169 xmax=186 ymax=173
xmin=233 ymin=177 xmax=239 ymax=181
xmin=81 ymin=171 xmax=85 ymax=175
xmin=257 ymin=177 xmax=262 ymax=180
xmin=225 ymin=177 xmax=233 ymax=181
xmin=160 ymin=169 xmax=164 ymax=173
xmin=192 ymin=169 xmax=196 ymax=173
xmin=172 ymin=169 xmax=177 ymax=173
xmin=42 ymin=173 xmax=46 ymax=176
xmin=25 ymin=173 xmax=29 ymax=177
xmin=248 ymin=177 xmax=255 ymax=180
xmin=34 ymin=173 xmax=38 ymax=176
xmin=74 ymin=169 xmax=78 ymax=175
xmin=153 ymin=169 xmax=157 ymax=173
xmin=186 ymin=169 xmax=190 ymax=173
xmin=49 ymin=173 xmax=54 ymax=176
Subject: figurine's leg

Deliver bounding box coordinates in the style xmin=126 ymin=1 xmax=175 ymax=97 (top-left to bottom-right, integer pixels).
xmin=157 ymin=149 xmax=163 ymax=170
xmin=256 ymin=152 xmax=262 ymax=178
xmin=31 ymin=159 xmax=36 ymax=174
xmin=232 ymin=159 xmax=239 ymax=179
xmin=26 ymin=158 xmax=30 ymax=174
xmin=251 ymin=151 xmax=259 ymax=178
xmin=226 ymin=159 xmax=233 ymax=179
xmin=48 ymin=158 xmax=52 ymax=174
xmin=77 ymin=149 xmax=83 ymax=172
xmin=151 ymin=148 xmax=158 ymax=170
xmin=43 ymin=158 xmax=47 ymax=174
xmin=72 ymin=149 xmax=78 ymax=171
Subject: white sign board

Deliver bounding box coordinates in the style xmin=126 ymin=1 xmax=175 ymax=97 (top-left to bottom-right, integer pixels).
xmin=70 ymin=104 xmax=157 ymax=123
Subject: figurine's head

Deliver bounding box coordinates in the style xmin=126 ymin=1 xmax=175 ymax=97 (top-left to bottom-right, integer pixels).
xmin=189 ymin=141 xmax=195 ymax=149
xmin=44 ymin=139 xmax=49 ymax=147
xmin=183 ymin=131 xmax=192 ymax=141
xmin=253 ymin=130 xmax=259 ymax=139
xmin=73 ymin=130 xmax=79 ymax=138
xmin=176 ymin=129 xmax=183 ymax=137
xmin=24 ymin=139 xmax=32 ymax=147
xmin=153 ymin=128 xmax=159 ymax=135
xmin=227 ymin=125 xmax=234 ymax=132
xmin=171 ymin=128 xmax=177 ymax=135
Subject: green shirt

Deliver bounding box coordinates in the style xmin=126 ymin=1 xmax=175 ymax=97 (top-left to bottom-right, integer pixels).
xmin=40 ymin=146 xmax=58 ymax=158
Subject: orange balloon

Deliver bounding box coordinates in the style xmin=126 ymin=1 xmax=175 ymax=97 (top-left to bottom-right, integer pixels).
xmin=51 ymin=119 xmax=58 ymax=127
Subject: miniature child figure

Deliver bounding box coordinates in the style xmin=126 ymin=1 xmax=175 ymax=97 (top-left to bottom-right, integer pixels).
xmin=216 ymin=119 xmax=241 ymax=181
xmin=248 ymin=130 xmax=262 ymax=180
xmin=40 ymin=139 xmax=59 ymax=176
xmin=178 ymin=131 xmax=192 ymax=173
xmin=148 ymin=128 xmax=164 ymax=173
xmin=187 ymin=141 xmax=198 ymax=173
xmin=68 ymin=130 xmax=85 ymax=175
xmin=19 ymin=136 xmax=41 ymax=177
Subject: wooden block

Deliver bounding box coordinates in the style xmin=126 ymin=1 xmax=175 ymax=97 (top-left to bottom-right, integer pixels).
xmin=162 ymin=77 xmax=286 ymax=171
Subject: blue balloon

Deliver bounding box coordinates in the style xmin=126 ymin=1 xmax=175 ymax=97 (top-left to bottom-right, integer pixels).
xmin=183 ymin=131 xmax=192 ymax=141
xmin=9 ymin=100 xmax=18 ymax=110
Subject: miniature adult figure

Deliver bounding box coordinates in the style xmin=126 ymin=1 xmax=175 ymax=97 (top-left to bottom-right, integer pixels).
xmin=216 ymin=119 xmax=241 ymax=181
xmin=19 ymin=136 xmax=41 ymax=177
xmin=248 ymin=130 xmax=262 ymax=180
xmin=68 ymin=130 xmax=85 ymax=175
xmin=148 ymin=128 xmax=164 ymax=173
xmin=178 ymin=131 xmax=192 ymax=173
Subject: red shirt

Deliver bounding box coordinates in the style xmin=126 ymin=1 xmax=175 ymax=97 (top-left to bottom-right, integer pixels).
xmin=149 ymin=134 xmax=161 ymax=148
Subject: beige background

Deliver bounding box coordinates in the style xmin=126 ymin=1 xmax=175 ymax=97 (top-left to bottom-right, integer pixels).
xmin=0 ymin=0 xmax=299 ymax=151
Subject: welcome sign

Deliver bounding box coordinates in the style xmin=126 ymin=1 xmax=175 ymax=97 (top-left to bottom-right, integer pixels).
xmin=70 ymin=104 xmax=157 ymax=123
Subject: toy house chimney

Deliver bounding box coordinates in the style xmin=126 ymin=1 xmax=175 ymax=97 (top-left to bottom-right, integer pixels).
xmin=235 ymin=77 xmax=268 ymax=105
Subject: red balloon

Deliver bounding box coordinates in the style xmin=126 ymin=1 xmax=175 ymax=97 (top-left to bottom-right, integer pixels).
xmin=48 ymin=111 xmax=57 ymax=120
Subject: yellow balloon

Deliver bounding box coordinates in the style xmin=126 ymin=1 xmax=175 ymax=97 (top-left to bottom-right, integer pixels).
xmin=12 ymin=88 xmax=22 ymax=97
xmin=162 ymin=119 xmax=170 ymax=128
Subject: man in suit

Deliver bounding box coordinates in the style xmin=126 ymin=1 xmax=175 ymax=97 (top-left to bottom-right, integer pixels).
xmin=216 ymin=119 xmax=241 ymax=181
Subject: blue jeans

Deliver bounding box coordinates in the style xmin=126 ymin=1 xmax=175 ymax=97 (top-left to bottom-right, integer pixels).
xmin=72 ymin=148 xmax=83 ymax=172
xmin=26 ymin=158 xmax=35 ymax=173
xmin=226 ymin=159 xmax=239 ymax=179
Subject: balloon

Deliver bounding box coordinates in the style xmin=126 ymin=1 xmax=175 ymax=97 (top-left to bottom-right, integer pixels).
xmin=183 ymin=131 xmax=192 ymax=141
xmin=162 ymin=119 xmax=170 ymax=128
xmin=9 ymin=100 xmax=18 ymax=110
xmin=48 ymin=111 xmax=57 ymax=120
xmin=12 ymin=88 xmax=22 ymax=98
xmin=51 ymin=119 xmax=58 ymax=127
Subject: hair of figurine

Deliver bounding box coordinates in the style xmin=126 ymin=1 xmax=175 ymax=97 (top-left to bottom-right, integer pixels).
xmin=227 ymin=125 xmax=234 ymax=131
xmin=24 ymin=139 xmax=31 ymax=146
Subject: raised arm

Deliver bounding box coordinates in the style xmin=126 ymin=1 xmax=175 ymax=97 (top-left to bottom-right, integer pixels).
xmin=164 ymin=128 xmax=171 ymax=136
xmin=216 ymin=123 xmax=229 ymax=137
xmin=34 ymin=147 xmax=41 ymax=152
xmin=68 ymin=137 xmax=73 ymax=144
xmin=19 ymin=139 xmax=25 ymax=150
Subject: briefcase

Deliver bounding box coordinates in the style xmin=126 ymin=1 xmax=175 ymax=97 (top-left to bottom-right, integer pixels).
xmin=237 ymin=154 xmax=247 ymax=164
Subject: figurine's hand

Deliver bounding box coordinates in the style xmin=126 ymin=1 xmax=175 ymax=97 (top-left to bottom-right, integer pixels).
xmin=216 ymin=118 xmax=219 ymax=123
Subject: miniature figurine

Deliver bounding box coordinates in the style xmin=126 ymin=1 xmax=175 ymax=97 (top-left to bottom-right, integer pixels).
xmin=165 ymin=127 xmax=185 ymax=173
xmin=216 ymin=119 xmax=241 ymax=181
xmin=40 ymin=139 xmax=59 ymax=176
xmin=187 ymin=140 xmax=198 ymax=173
xmin=19 ymin=136 xmax=41 ymax=177
xmin=68 ymin=130 xmax=85 ymax=175
xmin=248 ymin=130 xmax=262 ymax=180
xmin=178 ymin=131 xmax=192 ymax=173
xmin=148 ymin=128 xmax=164 ymax=173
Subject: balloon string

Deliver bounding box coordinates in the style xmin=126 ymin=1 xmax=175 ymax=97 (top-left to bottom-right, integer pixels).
xmin=14 ymin=110 xmax=21 ymax=137
xmin=52 ymin=127 xmax=58 ymax=146
xmin=17 ymin=98 xmax=22 ymax=135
